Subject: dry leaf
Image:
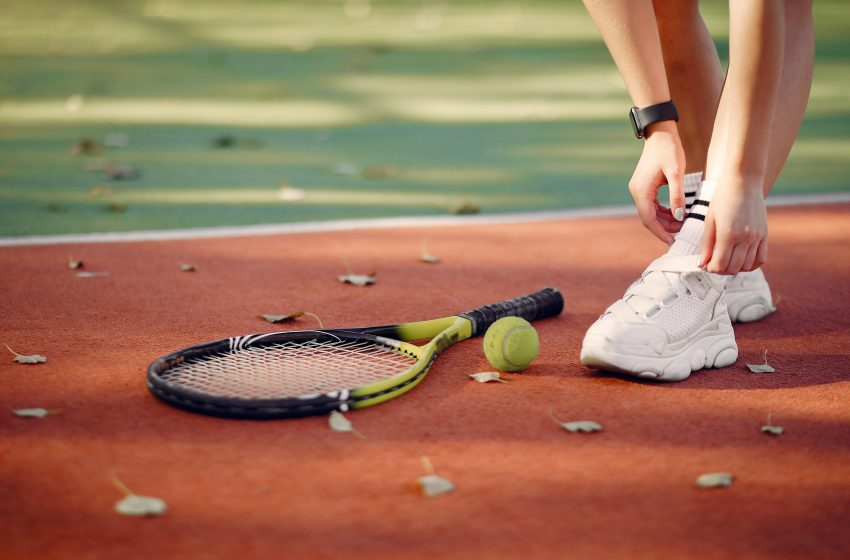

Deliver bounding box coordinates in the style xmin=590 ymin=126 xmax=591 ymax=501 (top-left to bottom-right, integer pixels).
xmin=746 ymin=349 xmax=775 ymax=373
xmin=112 ymin=474 xmax=167 ymax=517
xmin=449 ymin=200 xmax=480 ymax=215
xmin=339 ymin=257 xmax=375 ymax=286
xmin=180 ymin=263 xmax=196 ymax=272
xmin=416 ymin=457 xmax=454 ymax=498
xmin=468 ymin=372 xmax=507 ymax=383
xmin=13 ymin=408 xmax=50 ymax=418
xmin=329 ymin=410 xmax=365 ymax=439
xmin=104 ymin=164 xmax=138 ymax=181
xmin=695 ymin=472 xmax=733 ymax=489
xmin=360 ymin=164 xmax=394 ymax=180
xmin=419 ymin=237 xmax=440 ymax=264
xmin=260 ymin=311 xmax=305 ymax=324
xmin=339 ymin=274 xmax=375 ymax=286
xmin=69 ymin=137 xmax=100 ymax=156
xmin=76 ymin=271 xmax=110 ymax=278
xmin=68 ymin=259 xmax=84 ymax=270
xmin=5 ymin=344 xmax=47 ymax=364
xmin=761 ymin=412 xmax=784 ymax=436
xmin=548 ymin=409 xmax=601 ymax=433
xmin=115 ymin=494 xmax=168 ymax=517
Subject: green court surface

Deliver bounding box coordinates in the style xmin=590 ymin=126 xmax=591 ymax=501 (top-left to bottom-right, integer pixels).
xmin=1 ymin=0 xmax=849 ymax=237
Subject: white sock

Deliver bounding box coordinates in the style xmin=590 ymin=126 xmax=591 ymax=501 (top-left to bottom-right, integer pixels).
xmin=669 ymin=178 xmax=716 ymax=256
xmin=683 ymin=172 xmax=701 ymax=212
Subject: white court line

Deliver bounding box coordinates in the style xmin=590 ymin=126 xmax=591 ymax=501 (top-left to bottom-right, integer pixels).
xmin=2 ymin=192 xmax=849 ymax=248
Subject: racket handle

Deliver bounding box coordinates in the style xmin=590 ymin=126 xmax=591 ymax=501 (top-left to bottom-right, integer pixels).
xmin=459 ymin=287 xmax=564 ymax=337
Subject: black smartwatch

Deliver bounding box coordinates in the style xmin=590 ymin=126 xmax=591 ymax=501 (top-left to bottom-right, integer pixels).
xmin=629 ymin=100 xmax=679 ymax=139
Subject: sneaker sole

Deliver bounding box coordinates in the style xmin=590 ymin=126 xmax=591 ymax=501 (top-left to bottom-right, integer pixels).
xmin=726 ymin=292 xmax=775 ymax=323
xmin=580 ymin=319 xmax=738 ymax=382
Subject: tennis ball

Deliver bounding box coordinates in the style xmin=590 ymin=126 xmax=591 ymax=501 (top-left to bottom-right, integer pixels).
xmin=483 ymin=317 xmax=539 ymax=372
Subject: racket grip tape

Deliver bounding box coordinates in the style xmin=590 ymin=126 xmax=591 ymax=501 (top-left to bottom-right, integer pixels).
xmin=459 ymin=287 xmax=564 ymax=337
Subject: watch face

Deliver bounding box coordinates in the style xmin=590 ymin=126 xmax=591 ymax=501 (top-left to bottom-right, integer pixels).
xmin=629 ymin=107 xmax=643 ymax=139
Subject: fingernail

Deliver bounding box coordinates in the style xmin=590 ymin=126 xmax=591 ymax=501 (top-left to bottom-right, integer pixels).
xmin=673 ymin=207 xmax=684 ymax=221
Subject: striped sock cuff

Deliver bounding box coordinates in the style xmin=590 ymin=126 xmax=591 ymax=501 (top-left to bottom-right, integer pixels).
xmin=684 ymin=172 xmax=703 ymax=210
xmin=685 ymin=199 xmax=709 ymax=221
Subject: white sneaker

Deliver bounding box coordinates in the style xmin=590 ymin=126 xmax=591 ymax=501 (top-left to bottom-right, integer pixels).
xmin=726 ymin=268 xmax=775 ymax=323
xmin=580 ymin=254 xmax=738 ymax=382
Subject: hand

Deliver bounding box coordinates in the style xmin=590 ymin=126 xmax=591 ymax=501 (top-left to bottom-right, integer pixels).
xmin=628 ymin=121 xmax=687 ymax=244
xmin=700 ymin=175 xmax=768 ymax=275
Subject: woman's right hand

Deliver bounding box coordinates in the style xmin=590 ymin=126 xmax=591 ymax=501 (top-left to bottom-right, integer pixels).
xmin=627 ymin=120 xmax=687 ymax=245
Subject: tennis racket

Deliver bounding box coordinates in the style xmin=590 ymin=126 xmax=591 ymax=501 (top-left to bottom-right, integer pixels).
xmin=147 ymin=287 xmax=563 ymax=419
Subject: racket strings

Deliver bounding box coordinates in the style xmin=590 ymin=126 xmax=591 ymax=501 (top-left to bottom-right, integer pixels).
xmin=159 ymin=338 xmax=418 ymax=399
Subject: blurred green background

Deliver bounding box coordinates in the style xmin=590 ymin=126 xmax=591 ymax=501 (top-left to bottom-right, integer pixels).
xmin=1 ymin=0 xmax=848 ymax=236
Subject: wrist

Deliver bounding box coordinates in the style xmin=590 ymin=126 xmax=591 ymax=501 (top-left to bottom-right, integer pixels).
xmin=645 ymin=120 xmax=679 ymax=138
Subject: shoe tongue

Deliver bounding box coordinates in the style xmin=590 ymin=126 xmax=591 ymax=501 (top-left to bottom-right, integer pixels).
xmin=626 ymin=269 xmax=680 ymax=315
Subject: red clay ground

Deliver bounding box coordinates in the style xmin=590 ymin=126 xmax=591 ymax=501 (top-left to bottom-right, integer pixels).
xmin=2 ymin=204 xmax=849 ymax=560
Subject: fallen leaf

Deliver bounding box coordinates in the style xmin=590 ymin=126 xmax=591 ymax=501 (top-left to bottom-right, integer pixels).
xmin=329 ymin=410 xmax=365 ymax=438
xmin=361 ymin=164 xmax=394 ymax=180
xmin=104 ymin=164 xmax=138 ymax=181
xmin=468 ymin=372 xmax=507 ymax=383
xmin=68 ymin=259 xmax=84 ymax=270
xmin=104 ymin=202 xmax=127 ymax=213
xmin=695 ymin=472 xmax=733 ymax=489
xmin=69 ymin=137 xmax=100 ymax=156
xmin=259 ymin=311 xmax=305 ymax=324
xmin=13 ymin=408 xmax=50 ymax=418
xmin=416 ymin=457 xmax=454 ymax=498
xmin=47 ymin=203 xmax=69 ymax=214
xmin=419 ymin=237 xmax=440 ymax=264
xmin=548 ymin=409 xmax=602 ymax=433
xmin=417 ymin=474 xmax=455 ymax=497
xmin=449 ymin=200 xmax=480 ymax=215
xmin=211 ymin=135 xmax=235 ymax=148
xmin=112 ymin=474 xmax=167 ymax=517
xmin=76 ymin=271 xmax=110 ymax=278
xmin=761 ymin=412 xmax=784 ymax=436
xmin=339 ymin=274 xmax=375 ymax=286
xmin=180 ymin=263 xmax=196 ymax=272
xmin=339 ymin=257 xmax=376 ymax=286
xmin=115 ymin=495 xmax=168 ymax=517
xmin=746 ymin=349 xmax=775 ymax=373
xmin=5 ymin=344 xmax=47 ymax=364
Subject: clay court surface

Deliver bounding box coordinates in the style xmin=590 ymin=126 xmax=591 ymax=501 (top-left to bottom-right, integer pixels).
xmin=2 ymin=203 xmax=849 ymax=559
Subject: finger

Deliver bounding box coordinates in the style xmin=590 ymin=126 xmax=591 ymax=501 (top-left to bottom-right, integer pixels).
xmin=699 ymin=214 xmax=715 ymax=268
xmin=657 ymin=212 xmax=684 ymax=233
xmin=636 ymin=196 xmax=675 ymax=244
xmin=754 ymin=239 xmax=768 ymax=268
xmin=741 ymin=243 xmax=759 ymax=272
xmin=724 ymin=243 xmax=749 ymax=276
xmin=666 ymin=166 xmax=686 ymax=222
xmin=707 ymin=231 xmax=733 ymax=274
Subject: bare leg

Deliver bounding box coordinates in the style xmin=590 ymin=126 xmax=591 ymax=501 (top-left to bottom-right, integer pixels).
xmin=706 ymin=1 xmax=814 ymax=195
xmin=652 ymin=0 xmax=723 ymax=174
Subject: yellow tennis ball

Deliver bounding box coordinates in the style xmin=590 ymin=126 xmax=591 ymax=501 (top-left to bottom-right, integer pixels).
xmin=483 ymin=317 xmax=539 ymax=372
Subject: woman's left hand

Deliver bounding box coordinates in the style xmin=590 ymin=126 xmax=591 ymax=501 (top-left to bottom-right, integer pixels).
xmin=700 ymin=176 xmax=768 ymax=275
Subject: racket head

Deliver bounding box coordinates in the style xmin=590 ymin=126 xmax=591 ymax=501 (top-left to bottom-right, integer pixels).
xmin=146 ymin=324 xmax=451 ymax=419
